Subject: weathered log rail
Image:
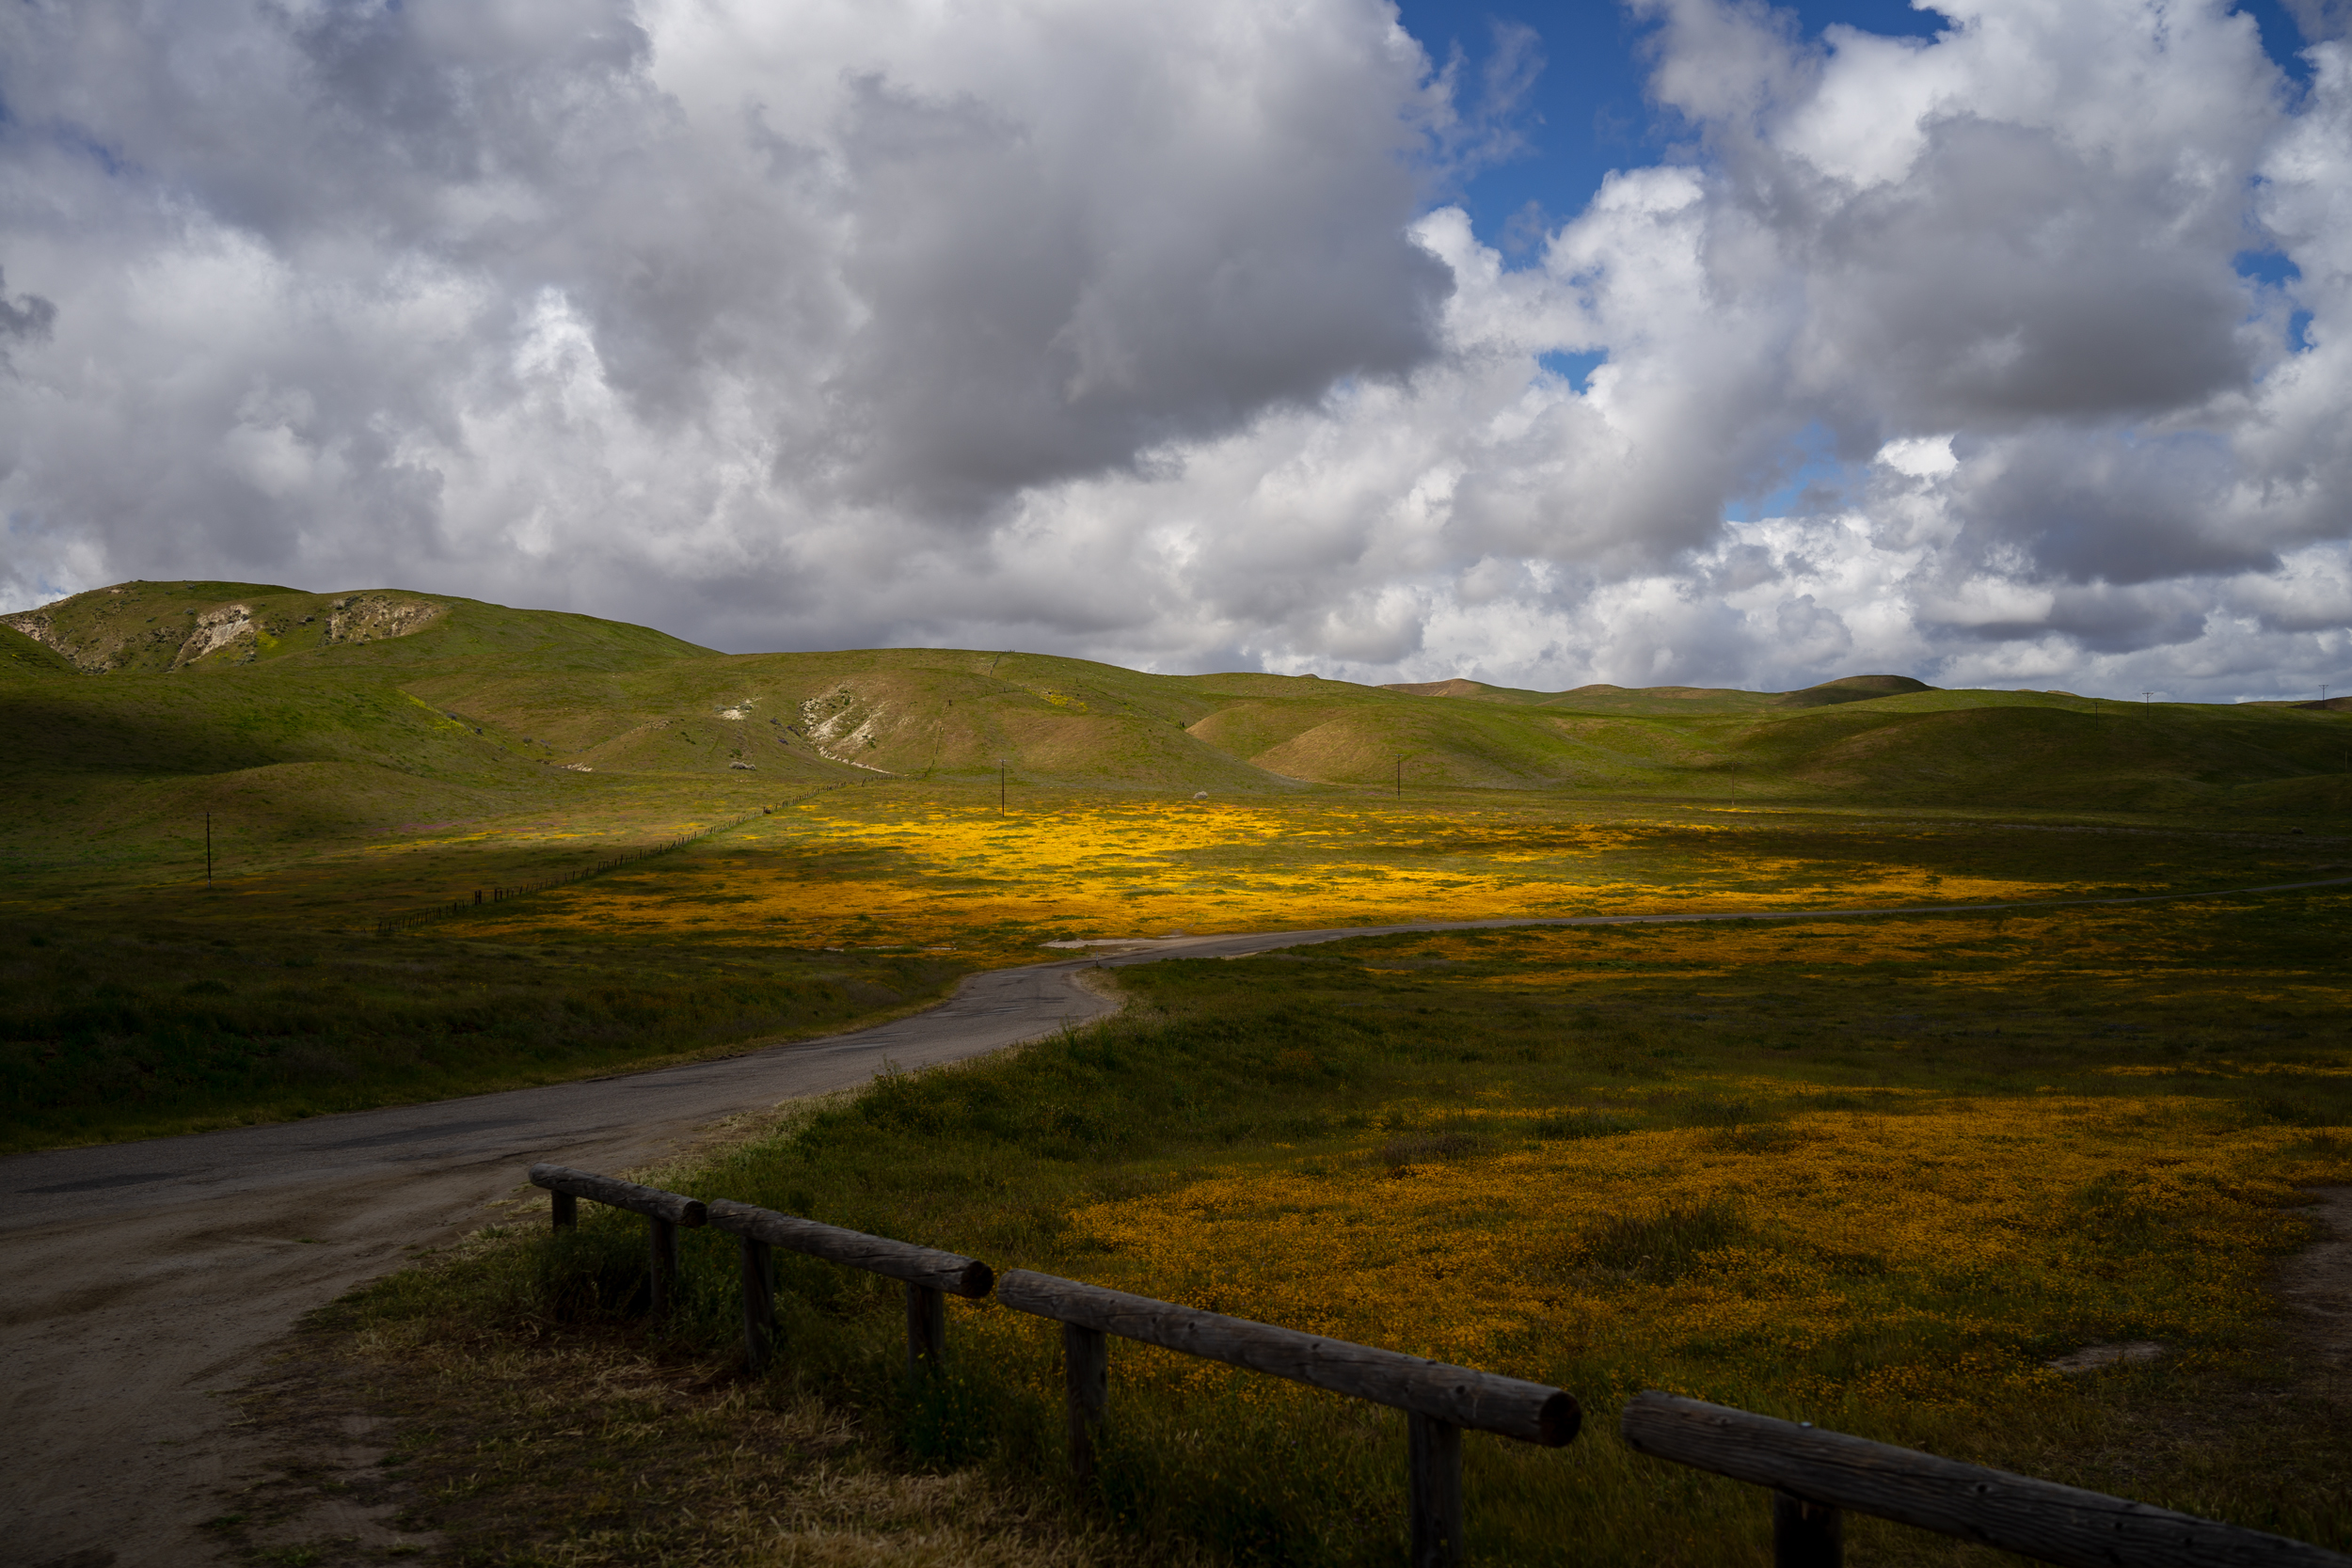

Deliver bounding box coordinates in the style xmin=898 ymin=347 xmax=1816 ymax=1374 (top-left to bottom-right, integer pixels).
xmin=994 ymin=1269 xmax=1578 ymax=1565
xmin=520 ymin=1166 xmax=2350 ymax=1568
xmin=706 ymin=1197 xmax=993 ymax=1378
xmin=1621 ymin=1391 xmax=2352 ymax=1568
xmin=525 ymin=1163 xmax=1575 ymax=1565
xmin=529 ymin=1162 xmax=706 ymax=1317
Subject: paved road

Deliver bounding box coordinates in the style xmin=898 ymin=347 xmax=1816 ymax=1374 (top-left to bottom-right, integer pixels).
xmin=8 ymin=880 xmax=2351 ymax=1568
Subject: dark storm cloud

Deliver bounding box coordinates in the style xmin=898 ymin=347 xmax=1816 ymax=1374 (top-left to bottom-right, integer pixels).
xmin=0 ymin=267 xmax=56 ymax=368
xmin=1798 ymin=117 xmax=2255 ymax=427
xmin=805 ymin=70 xmax=1451 ymax=511
xmin=1945 ymin=432 xmax=2272 ymax=585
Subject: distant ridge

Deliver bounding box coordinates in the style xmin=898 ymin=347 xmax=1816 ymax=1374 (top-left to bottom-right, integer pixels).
xmin=1771 ymin=674 xmax=1934 ymax=708
xmin=1381 ymin=673 xmax=1937 ymax=711
xmin=3 ymin=581 xmax=2345 ymax=821
xmin=1383 ymin=678 xmax=1488 ymax=697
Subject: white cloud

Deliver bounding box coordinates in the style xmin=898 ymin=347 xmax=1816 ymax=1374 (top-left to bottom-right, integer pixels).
xmin=1877 ymin=436 xmax=1958 ymax=480
xmin=0 ymin=0 xmax=2347 ymax=704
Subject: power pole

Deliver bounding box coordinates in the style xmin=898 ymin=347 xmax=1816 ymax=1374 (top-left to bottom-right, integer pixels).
xmin=2142 ymin=689 xmax=2153 ymax=712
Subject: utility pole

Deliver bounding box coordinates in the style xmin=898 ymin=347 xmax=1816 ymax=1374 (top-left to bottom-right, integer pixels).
xmin=204 ymin=813 xmax=213 ymax=888
xmin=2142 ymin=690 xmax=2153 ymax=713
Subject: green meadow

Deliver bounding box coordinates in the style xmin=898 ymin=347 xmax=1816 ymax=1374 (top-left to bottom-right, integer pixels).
xmin=4 ymin=577 xmax=2348 ymax=1149
xmin=8 ymin=578 xmax=2352 ymax=1563
xmin=322 ymin=893 xmax=2352 ymax=1566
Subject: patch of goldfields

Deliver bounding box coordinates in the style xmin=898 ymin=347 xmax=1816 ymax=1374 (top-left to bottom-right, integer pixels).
xmin=488 ymin=797 xmax=2069 ymax=949
xmin=991 ymin=1096 xmax=2332 ymax=1412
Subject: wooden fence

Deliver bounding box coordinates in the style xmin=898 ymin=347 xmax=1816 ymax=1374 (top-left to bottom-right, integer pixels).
xmin=532 ymin=1163 xmax=706 ymax=1317
xmin=524 ymin=1164 xmax=2352 ymax=1568
xmin=705 ymin=1196 xmax=993 ymax=1379
xmin=1621 ymin=1391 xmax=2351 ymax=1568
xmin=993 ymin=1268 xmax=1578 ymax=1565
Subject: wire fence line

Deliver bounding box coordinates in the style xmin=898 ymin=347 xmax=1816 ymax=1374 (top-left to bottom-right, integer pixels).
xmin=371 ymin=783 xmax=855 ymax=938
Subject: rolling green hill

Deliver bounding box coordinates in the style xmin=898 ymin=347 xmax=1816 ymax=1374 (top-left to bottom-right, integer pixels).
xmin=3 ymin=578 xmax=2346 ymax=895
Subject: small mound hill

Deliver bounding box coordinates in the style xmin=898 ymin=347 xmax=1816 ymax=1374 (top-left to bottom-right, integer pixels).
xmin=1771 ymin=674 xmax=1935 ymax=708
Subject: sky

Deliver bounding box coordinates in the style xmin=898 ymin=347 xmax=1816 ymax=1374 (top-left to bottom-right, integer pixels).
xmin=1 ymin=0 xmax=2347 ymax=701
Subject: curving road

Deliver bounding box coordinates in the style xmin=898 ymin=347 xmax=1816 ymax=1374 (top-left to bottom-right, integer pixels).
xmin=8 ymin=880 xmax=2351 ymax=1567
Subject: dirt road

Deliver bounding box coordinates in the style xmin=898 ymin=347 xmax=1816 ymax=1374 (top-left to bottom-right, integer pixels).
xmin=9 ymin=882 xmax=2351 ymax=1568
xmin=0 ymin=926 xmax=1444 ymax=1568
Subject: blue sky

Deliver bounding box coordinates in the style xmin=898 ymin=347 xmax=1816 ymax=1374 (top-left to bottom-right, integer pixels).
xmin=1397 ymin=0 xmax=2318 ymax=256
xmin=1390 ymin=0 xmax=2335 ymax=535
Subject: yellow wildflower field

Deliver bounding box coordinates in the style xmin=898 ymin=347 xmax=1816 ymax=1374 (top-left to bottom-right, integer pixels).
xmin=478 ymin=791 xmax=2127 ymax=953
xmin=1006 ymin=1097 xmax=2328 ymax=1414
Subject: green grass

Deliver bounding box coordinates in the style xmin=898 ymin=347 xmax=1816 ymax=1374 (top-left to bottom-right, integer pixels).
xmin=5 ymin=576 xmax=2345 ymax=1146
xmin=0 ymin=912 xmax=965 ymax=1151
xmin=327 ymin=890 xmax=2352 ymax=1566
xmin=8 ymin=580 xmax=2348 ymax=903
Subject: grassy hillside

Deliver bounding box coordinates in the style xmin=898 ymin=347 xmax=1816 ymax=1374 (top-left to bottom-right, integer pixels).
xmin=3 ymin=578 xmax=2345 ymax=904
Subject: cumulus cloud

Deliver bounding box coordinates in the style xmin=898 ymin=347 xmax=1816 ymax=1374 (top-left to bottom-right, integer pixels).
xmin=0 ymin=0 xmax=1449 ymax=607
xmin=0 ymin=0 xmax=2347 ymax=702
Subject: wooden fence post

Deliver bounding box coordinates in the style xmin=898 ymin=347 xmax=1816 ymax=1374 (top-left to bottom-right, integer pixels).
xmin=1773 ymin=1490 xmax=1842 ymax=1567
xmin=1407 ymin=1412 xmax=1464 ymax=1568
xmin=740 ymin=1237 xmax=774 ymax=1373
xmin=906 ymin=1282 xmax=946 ymax=1377
xmin=551 ymin=1190 xmax=577 ymax=1230
xmin=649 ymin=1216 xmax=679 ymax=1318
xmin=1064 ymin=1322 xmax=1108 ymax=1486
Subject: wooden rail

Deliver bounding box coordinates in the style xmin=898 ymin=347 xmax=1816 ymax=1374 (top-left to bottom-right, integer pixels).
xmin=1621 ymin=1391 xmax=2352 ymax=1568
xmin=705 ymin=1198 xmax=993 ymax=1378
xmin=529 ymin=1162 xmax=707 ymax=1318
xmin=517 ymin=1169 xmax=2352 ymax=1568
xmin=995 ymin=1269 xmax=1579 ymax=1567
